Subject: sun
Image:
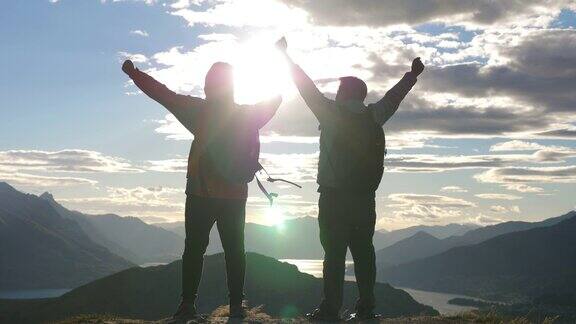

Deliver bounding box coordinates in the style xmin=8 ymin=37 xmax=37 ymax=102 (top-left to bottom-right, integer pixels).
xmin=266 ymin=205 xmax=286 ymax=232
xmin=231 ymin=39 xmax=294 ymax=104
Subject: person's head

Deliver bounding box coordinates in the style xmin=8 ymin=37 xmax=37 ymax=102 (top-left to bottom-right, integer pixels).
xmin=335 ymin=76 xmax=367 ymax=103
xmin=204 ymin=62 xmax=234 ymax=102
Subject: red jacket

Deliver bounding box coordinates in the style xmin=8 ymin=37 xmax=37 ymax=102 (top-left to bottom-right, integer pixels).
xmin=129 ymin=69 xmax=281 ymax=200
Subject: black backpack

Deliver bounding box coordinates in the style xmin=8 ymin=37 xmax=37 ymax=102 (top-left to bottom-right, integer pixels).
xmin=322 ymin=105 xmax=385 ymax=192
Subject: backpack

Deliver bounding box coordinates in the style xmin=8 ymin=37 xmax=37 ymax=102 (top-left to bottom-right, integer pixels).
xmin=322 ymin=105 xmax=385 ymax=192
xmin=202 ymin=110 xmax=301 ymax=204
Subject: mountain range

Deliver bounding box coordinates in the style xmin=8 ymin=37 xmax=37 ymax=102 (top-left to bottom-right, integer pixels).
xmin=0 ymin=181 xmax=481 ymax=289
xmin=40 ymin=192 xmax=183 ymax=264
xmin=378 ymin=214 xmax=576 ymax=303
xmin=0 ymin=182 xmax=133 ymax=289
xmin=374 ymin=210 xmax=576 ymax=270
xmin=0 ymin=253 xmax=438 ymax=323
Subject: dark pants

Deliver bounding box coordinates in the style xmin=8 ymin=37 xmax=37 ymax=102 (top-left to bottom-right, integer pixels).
xmin=181 ymin=194 xmax=246 ymax=305
xmin=318 ymin=189 xmax=376 ymax=315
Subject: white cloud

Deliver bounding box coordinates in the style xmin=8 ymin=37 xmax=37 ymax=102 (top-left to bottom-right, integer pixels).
xmin=130 ymin=29 xmax=149 ymax=37
xmin=490 ymin=140 xmax=547 ymax=152
xmin=172 ymin=0 xmax=308 ymax=28
xmin=259 ymin=152 xmax=318 ymax=183
xmin=440 ymin=186 xmax=468 ymax=193
xmin=0 ymin=149 xmax=141 ymax=173
xmin=490 ymin=205 xmax=521 ymax=213
xmin=58 ymin=186 xmax=185 ymax=220
xmin=198 ymin=33 xmax=237 ymax=42
xmin=501 ymin=183 xmax=545 ymax=193
xmin=118 ymin=51 xmax=148 ymax=63
xmin=475 ymin=193 xmax=523 ymax=200
xmin=388 ymin=193 xmax=476 ymax=221
xmin=146 ymin=158 xmax=187 ymax=173
xmin=155 ymin=114 xmax=193 ymax=140
xmin=474 ymin=165 xmax=576 ymax=189
xmin=470 ymin=214 xmax=502 ymax=225
xmin=0 ymin=172 xmax=97 ymax=188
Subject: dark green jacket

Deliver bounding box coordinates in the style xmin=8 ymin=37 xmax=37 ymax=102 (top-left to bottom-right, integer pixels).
xmin=289 ymin=63 xmax=417 ymax=190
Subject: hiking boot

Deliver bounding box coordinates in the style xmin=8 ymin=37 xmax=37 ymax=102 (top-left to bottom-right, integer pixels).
xmin=172 ymin=299 xmax=197 ymax=321
xmin=346 ymin=312 xmax=381 ymax=322
xmin=306 ymin=308 xmax=341 ymax=322
xmin=229 ymin=303 xmax=247 ymax=318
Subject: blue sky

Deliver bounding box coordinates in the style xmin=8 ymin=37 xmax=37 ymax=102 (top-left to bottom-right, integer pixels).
xmin=1 ymin=0 xmax=575 ymax=229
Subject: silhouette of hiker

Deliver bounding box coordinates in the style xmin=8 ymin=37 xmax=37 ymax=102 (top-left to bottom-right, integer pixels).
xmin=122 ymin=60 xmax=281 ymax=320
xmin=277 ymin=37 xmax=424 ymax=321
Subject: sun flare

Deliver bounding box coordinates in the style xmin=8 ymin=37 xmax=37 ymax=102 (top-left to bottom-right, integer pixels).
xmin=231 ymin=40 xmax=294 ymax=104
xmin=265 ymin=205 xmax=286 ymax=231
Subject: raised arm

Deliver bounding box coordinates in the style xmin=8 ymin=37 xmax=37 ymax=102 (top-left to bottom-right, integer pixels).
xmin=248 ymin=95 xmax=283 ymax=129
xmin=122 ymin=60 xmax=203 ymax=133
xmin=370 ymin=58 xmax=424 ymax=126
xmin=276 ymin=38 xmax=332 ymax=124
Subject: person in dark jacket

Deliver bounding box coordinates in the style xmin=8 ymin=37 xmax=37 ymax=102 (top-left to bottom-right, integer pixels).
xmin=276 ymin=37 xmax=424 ymax=321
xmin=122 ymin=60 xmax=281 ymax=320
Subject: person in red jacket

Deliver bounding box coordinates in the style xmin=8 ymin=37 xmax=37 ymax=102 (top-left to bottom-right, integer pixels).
xmin=122 ymin=60 xmax=281 ymax=320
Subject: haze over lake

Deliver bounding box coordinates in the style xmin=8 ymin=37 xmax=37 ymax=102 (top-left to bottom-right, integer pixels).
xmin=281 ymin=259 xmax=485 ymax=315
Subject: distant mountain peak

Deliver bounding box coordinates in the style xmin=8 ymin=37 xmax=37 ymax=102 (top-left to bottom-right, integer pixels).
xmin=410 ymin=231 xmax=439 ymax=241
xmin=0 ymin=181 xmax=18 ymax=193
xmin=40 ymin=192 xmax=55 ymax=201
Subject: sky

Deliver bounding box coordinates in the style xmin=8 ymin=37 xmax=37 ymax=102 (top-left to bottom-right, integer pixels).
xmin=0 ymin=0 xmax=575 ymax=230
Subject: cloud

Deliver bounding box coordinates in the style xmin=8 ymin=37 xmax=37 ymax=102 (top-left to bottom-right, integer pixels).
xmin=137 ymin=215 xmax=171 ymax=223
xmin=0 ymin=149 xmax=141 ymax=173
xmin=0 ymin=172 xmax=97 ymax=188
xmin=198 ymin=33 xmax=237 ymax=42
xmin=490 ymin=140 xmax=547 ymax=152
xmin=259 ymin=152 xmax=318 ymax=183
xmin=385 ymin=153 xmax=527 ymax=173
xmin=129 ymin=29 xmax=149 ymax=37
xmin=500 ymin=184 xmax=545 ymax=193
xmin=475 ymin=193 xmax=522 ymax=200
xmin=475 ymin=166 xmax=576 ymax=191
xmin=470 ymin=214 xmax=502 ymax=225
xmin=155 ymin=114 xmax=193 ymax=140
xmin=489 ymin=205 xmax=520 ymax=214
xmin=59 ymin=186 xmax=185 ymax=219
xmin=536 ymin=126 xmax=576 ymax=139
xmin=171 ymin=0 xmax=308 ymax=28
xmin=146 ymin=158 xmax=188 ymax=173
xmin=440 ymin=186 xmax=467 ymax=193
xmin=102 ymin=0 xmax=157 ymax=4
xmin=279 ymin=0 xmax=572 ymax=27
xmin=489 ymin=141 xmax=576 ymax=163
xmin=118 ymin=51 xmax=148 ymax=63
xmin=388 ymin=193 xmax=476 ymax=221
xmin=420 ymin=30 xmax=576 ymax=115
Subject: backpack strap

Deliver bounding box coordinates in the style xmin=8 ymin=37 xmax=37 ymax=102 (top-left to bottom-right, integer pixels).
xmin=260 ymin=165 xmax=303 ymax=189
xmin=255 ymin=163 xmax=302 ymax=206
xmin=255 ymin=174 xmax=278 ymax=206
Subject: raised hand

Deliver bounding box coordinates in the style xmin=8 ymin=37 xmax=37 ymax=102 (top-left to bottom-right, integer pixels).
xmin=122 ymin=59 xmax=135 ymax=75
xmin=275 ymin=37 xmax=287 ymax=53
xmin=411 ymin=57 xmax=425 ymax=76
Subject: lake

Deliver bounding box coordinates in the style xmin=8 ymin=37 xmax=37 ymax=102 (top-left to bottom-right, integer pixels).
xmin=280 ymin=259 xmax=483 ymax=315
